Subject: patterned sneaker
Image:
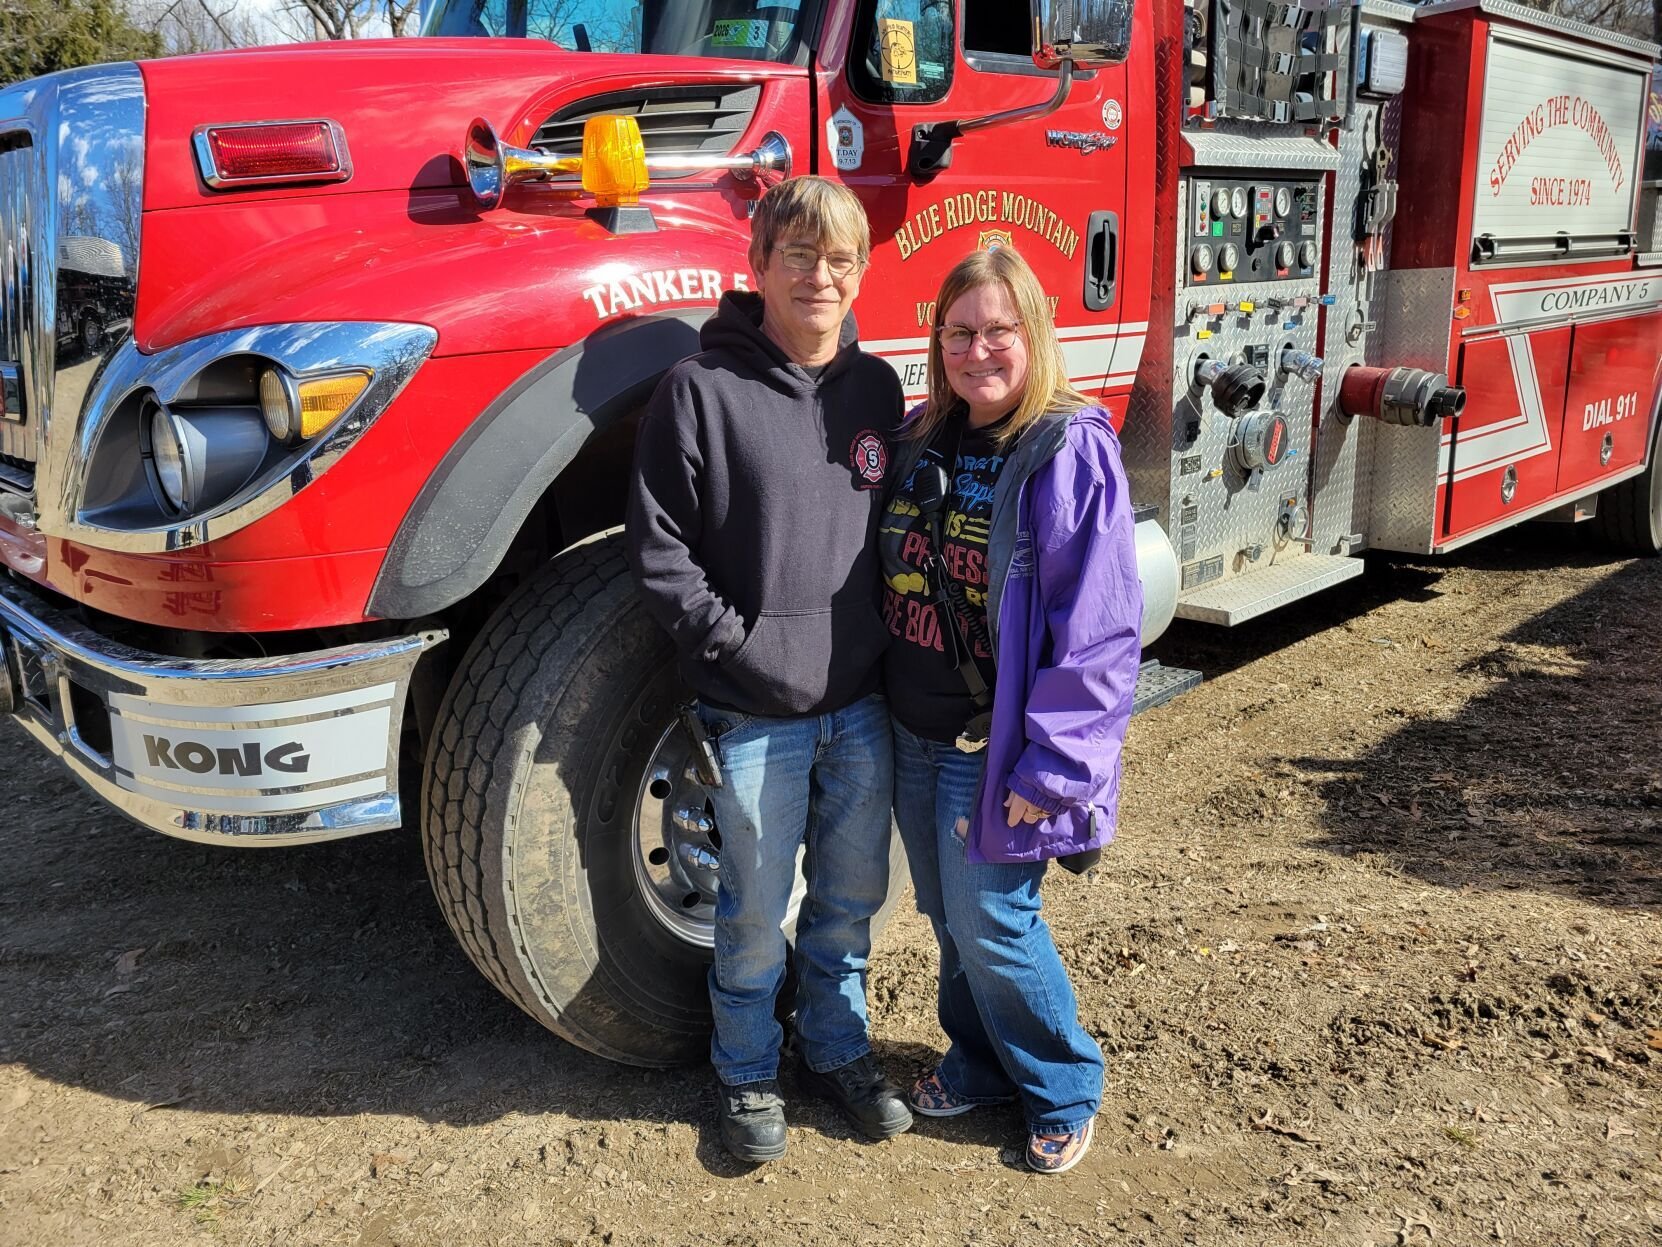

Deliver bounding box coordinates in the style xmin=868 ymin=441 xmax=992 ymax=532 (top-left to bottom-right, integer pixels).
xmin=1026 ymin=1118 xmax=1094 ymax=1175
xmin=908 ymin=1067 xmax=976 ymax=1118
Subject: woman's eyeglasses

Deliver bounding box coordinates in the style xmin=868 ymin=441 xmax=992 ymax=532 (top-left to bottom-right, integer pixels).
xmin=936 ymin=321 xmax=1021 ymax=356
xmin=775 ymin=246 xmax=864 ymax=278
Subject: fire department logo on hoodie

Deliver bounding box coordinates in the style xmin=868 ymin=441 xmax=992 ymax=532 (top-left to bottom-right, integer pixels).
xmin=978 ymin=229 xmax=1013 ymax=253
xmin=850 ymin=430 xmax=887 ymax=489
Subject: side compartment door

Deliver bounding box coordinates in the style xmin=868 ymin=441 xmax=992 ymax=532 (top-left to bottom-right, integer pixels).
xmin=1443 ymin=326 xmax=1571 ymax=538
xmin=1556 ymin=312 xmax=1662 ymax=494
xmin=814 ymin=0 xmax=1133 ymax=413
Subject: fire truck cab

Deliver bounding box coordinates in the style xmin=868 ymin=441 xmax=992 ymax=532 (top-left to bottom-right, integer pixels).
xmin=0 ymin=0 xmax=1657 ymax=1064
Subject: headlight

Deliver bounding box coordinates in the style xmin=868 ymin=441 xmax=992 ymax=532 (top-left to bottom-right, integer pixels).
xmin=145 ymin=397 xmax=268 ymax=517
xmin=148 ymin=399 xmax=190 ymax=511
xmin=259 ymin=366 xmax=300 ymax=443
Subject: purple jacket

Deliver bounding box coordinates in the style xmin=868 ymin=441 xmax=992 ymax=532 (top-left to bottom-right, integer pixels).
xmin=895 ymin=404 xmax=1142 ymax=863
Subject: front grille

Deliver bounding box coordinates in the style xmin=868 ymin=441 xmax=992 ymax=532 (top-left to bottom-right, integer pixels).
xmin=0 ymin=130 xmax=37 ymax=466
xmin=532 ymin=84 xmax=761 ymax=177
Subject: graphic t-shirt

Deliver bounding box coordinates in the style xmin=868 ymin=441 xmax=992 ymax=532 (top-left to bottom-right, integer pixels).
xmin=879 ymin=414 xmax=1010 ymax=742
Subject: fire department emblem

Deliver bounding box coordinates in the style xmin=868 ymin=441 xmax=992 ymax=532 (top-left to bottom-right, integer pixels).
xmin=978 ymin=229 xmax=1013 ymax=253
xmin=1102 ymin=98 xmax=1123 ymax=131
xmin=827 ymin=105 xmax=864 ymax=172
xmin=850 ymin=430 xmax=887 ymax=488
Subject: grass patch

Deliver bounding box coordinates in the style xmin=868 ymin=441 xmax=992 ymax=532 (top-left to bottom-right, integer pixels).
xmin=1442 ymin=1125 xmax=1479 ymax=1150
xmin=177 ymin=1178 xmax=242 ymax=1227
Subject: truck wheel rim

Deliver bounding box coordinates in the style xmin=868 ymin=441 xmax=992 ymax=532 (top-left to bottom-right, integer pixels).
xmin=630 ymin=720 xmax=807 ymax=950
xmin=632 ymin=722 xmax=723 ymax=948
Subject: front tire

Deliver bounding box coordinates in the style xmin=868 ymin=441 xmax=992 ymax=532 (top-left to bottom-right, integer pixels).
xmin=422 ymin=531 xmax=904 ymax=1066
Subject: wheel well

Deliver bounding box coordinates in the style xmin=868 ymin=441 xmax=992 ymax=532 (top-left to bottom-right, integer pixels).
xmin=409 ymin=400 xmax=650 ymax=733
xmin=499 ymin=401 xmax=646 ymax=585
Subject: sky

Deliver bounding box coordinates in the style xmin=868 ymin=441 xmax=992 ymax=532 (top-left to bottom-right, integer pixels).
xmin=227 ymin=0 xmax=400 ymax=45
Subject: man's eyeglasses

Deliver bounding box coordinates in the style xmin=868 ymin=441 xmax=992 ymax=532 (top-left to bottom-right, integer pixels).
xmin=775 ymin=245 xmax=864 ymax=278
xmin=936 ymin=321 xmax=1021 ymax=356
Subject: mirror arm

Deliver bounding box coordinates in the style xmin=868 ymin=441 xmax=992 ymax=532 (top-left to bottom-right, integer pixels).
xmin=909 ymin=61 xmax=1074 ymax=182
xmin=961 ymin=59 xmax=1075 ymax=135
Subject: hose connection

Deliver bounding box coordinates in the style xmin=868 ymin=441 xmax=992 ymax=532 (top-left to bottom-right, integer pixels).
xmin=1338 ymin=365 xmax=1466 ymax=427
xmin=1193 ymin=358 xmax=1267 ymax=418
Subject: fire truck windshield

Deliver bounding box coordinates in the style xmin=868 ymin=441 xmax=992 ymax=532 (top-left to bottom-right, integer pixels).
xmin=421 ymin=0 xmax=810 ymax=63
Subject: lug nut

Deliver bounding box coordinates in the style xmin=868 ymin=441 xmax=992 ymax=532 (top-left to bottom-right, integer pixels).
xmin=678 ymin=843 xmax=720 ymax=872
xmin=672 ymin=807 xmax=714 ymax=835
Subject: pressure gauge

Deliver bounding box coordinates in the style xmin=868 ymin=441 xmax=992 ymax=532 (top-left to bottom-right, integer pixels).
xmin=1218 ymin=243 xmax=1241 ymax=273
xmin=1191 ymin=243 xmax=1215 ymax=275
xmin=1275 ymin=241 xmax=1296 ymax=270
xmin=1230 ymin=186 xmax=1248 ymax=218
xmin=1211 ymin=187 xmax=1232 ymax=218
xmin=1299 ymin=240 xmax=1319 ymax=268
xmin=1274 ymin=186 xmax=1292 ymax=217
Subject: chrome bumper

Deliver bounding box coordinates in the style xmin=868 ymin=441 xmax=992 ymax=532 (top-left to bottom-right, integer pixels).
xmin=0 ymin=574 xmax=444 ymax=846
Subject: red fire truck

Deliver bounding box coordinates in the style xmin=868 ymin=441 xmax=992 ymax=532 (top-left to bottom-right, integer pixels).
xmin=1 ymin=0 xmax=1657 ymax=1065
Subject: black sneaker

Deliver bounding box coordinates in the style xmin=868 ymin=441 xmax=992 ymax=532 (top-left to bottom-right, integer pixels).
xmin=798 ymin=1054 xmax=914 ymax=1140
xmin=716 ymin=1079 xmax=787 ymax=1163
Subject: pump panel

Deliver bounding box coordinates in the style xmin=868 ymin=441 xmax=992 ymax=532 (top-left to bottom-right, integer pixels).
xmin=1185 ymin=176 xmax=1320 ymax=285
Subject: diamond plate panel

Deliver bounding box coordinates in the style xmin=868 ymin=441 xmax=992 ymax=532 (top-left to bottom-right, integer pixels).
xmin=1170 ymin=184 xmax=1325 ymax=610
xmin=1310 ymin=85 xmax=1407 ymax=557
xmin=1169 ymin=273 xmax=1325 ymax=583
xmin=1377 ymin=266 xmax=1457 ymax=372
xmin=1414 ymin=0 xmax=1658 ymax=58
xmin=1362 ymin=0 xmax=1419 ymax=20
xmin=1119 ymin=6 xmax=1188 ymax=530
xmin=1365 ymin=264 xmax=1456 ymax=553
xmin=1173 ymin=553 xmax=1364 ymax=624
xmin=1181 ymin=133 xmax=1341 ymax=171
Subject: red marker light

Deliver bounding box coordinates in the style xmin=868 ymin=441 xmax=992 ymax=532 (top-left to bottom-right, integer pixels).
xmin=194 ymin=121 xmax=351 ymax=189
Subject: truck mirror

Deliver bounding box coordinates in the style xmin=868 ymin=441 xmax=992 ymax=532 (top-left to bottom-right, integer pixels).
xmin=1032 ymin=0 xmax=1134 ymax=70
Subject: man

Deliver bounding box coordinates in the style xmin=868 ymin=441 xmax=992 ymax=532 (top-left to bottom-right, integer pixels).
xmin=626 ymin=176 xmax=909 ymax=1163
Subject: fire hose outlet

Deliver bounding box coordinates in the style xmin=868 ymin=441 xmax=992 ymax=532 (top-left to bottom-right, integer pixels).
xmin=1193 ymin=358 xmax=1267 ymax=418
xmin=1338 ymin=365 xmax=1467 ymax=427
xmin=1230 ymin=409 xmax=1292 ymax=473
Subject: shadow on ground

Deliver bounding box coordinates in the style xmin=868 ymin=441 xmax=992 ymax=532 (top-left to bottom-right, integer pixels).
xmin=0 ymin=742 xmax=952 ymax=1159
xmin=1295 ymin=547 xmax=1661 ymax=910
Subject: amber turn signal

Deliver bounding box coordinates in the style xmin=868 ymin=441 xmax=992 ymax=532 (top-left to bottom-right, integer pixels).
xmin=295 ymin=373 xmax=370 ymax=440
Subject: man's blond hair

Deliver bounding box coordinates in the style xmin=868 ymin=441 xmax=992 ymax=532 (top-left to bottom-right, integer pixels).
xmin=747 ymin=176 xmax=872 ymax=275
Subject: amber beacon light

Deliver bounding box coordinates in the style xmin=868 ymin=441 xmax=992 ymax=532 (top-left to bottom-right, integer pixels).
xmin=581 ymin=115 xmax=650 ymax=208
xmin=193 ymin=121 xmax=352 ymax=189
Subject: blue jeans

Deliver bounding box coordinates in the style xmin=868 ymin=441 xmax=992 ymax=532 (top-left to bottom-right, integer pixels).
xmin=892 ymin=720 xmax=1104 ymax=1133
xmin=697 ymin=693 xmax=894 ymax=1086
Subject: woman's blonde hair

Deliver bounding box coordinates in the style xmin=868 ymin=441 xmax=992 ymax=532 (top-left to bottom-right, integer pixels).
xmin=910 ymin=245 xmax=1089 ymax=448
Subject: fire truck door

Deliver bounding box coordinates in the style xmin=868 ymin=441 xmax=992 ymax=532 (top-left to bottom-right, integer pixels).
xmin=1446 ymin=327 xmax=1572 ymax=537
xmin=815 ymin=0 xmax=1132 ymax=411
xmin=1556 ymin=314 xmax=1662 ymax=494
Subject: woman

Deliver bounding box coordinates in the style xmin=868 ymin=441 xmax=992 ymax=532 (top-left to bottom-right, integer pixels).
xmin=878 ymin=246 xmax=1142 ymax=1174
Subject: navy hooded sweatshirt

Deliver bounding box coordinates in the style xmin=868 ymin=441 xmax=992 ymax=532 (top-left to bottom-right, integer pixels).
xmin=625 ymin=291 xmax=901 ymax=717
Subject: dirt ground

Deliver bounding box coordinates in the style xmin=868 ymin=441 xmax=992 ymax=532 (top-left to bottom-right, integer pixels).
xmin=1 ymin=527 xmax=1658 ymax=1247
